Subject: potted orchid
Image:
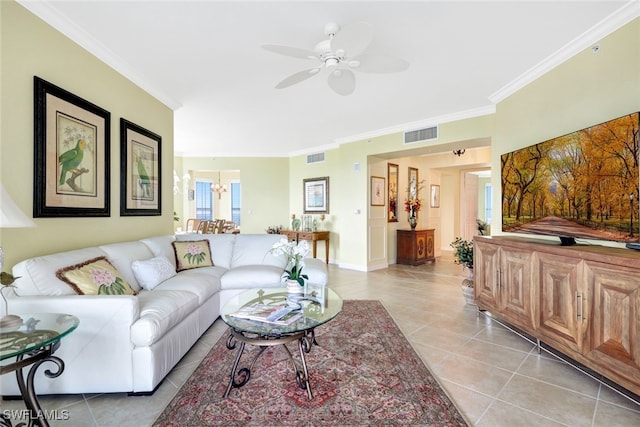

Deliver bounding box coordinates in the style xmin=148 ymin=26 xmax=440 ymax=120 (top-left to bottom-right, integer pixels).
xmin=270 ymin=238 xmax=310 ymax=292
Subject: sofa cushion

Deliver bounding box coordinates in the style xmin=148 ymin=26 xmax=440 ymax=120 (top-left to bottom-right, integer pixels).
xmin=130 ymin=290 xmax=199 ymax=346
xmin=12 ymin=247 xmax=108 ymax=296
xmin=220 ymin=264 xmax=284 ymax=290
xmin=99 ymin=241 xmax=155 ymax=292
xmin=56 ymin=257 xmax=136 ymax=295
xmin=154 ymin=267 xmax=222 ymax=304
xmin=176 ymin=233 xmax=235 ymax=269
xmin=230 ymin=234 xmax=287 ymax=269
xmin=140 ymin=235 xmax=177 ymax=270
xmin=131 ymin=256 xmax=177 ymax=291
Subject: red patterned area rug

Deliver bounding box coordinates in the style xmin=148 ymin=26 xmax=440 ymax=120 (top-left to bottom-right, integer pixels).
xmin=154 ymin=300 xmax=468 ymax=426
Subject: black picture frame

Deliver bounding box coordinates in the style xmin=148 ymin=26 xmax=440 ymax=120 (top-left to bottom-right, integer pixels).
xmin=120 ymin=118 xmax=162 ymax=216
xmin=34 ymin=76 xmax=111 ymax=217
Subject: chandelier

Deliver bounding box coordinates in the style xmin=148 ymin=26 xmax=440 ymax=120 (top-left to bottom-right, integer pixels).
xmin=453 ymin=149 xmax=466 ymax=156
xmin=211 ymin=172 xmax=227 ymax=199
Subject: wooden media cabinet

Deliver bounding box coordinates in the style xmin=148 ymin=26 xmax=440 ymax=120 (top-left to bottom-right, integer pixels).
xmin=474 ymin=235 xmax=640 ymax=398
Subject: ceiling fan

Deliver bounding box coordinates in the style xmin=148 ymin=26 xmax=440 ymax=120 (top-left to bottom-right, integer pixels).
xmin=262 ymin=22 xmax=409 ymax=96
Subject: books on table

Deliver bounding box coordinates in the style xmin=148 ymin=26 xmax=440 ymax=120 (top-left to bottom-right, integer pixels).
xmin=229 ymin=303 xmax=302 ymax=325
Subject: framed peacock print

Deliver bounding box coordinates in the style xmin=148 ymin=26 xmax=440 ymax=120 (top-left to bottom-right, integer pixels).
xmin=34 ymin=76 xmax=111 ymax=217
xmin=120 ymin=119 xmax=162 ymax=216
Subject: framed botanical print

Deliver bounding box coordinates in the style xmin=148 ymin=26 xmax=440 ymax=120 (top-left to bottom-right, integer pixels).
xmin=120 ymin=118 xmax=162 ymax=216
xmin=430 ymin=184 xmax=440 ymax=208
xmin=33 ymin=76 xmax=111 ymax=217
xmin=371 ymin=176 xmax=385 ymax=206
xmin=303 ymin=176 xmax=329 ymax=214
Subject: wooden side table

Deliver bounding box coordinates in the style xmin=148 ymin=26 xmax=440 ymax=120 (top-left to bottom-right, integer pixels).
xmin=396 ymin=229 xmax=435 ymax=265
xmin=281 ymin=230 xmax=330 ymax=264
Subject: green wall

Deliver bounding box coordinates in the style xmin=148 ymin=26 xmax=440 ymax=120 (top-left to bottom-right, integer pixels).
xmin=0 ymin=1 xmax=174 ymax=268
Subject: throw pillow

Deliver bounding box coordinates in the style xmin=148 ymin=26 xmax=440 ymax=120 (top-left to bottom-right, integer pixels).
xmin=131 ymin=255 xmax=177 ymax=290
xmin=56 ymin=256 xmax=136 ymax=295
xmin=172 ymin=240 xmax=214 ymax=272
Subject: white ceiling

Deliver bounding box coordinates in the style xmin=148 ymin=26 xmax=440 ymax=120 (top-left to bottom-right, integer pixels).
xmin=20 ymin=1 xmax=637 ymax=158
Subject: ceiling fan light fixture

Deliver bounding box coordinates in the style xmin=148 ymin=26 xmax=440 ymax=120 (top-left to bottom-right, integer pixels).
xmin=325 ymin=57 xmax=339 ymax=67
xmin=264 ymin=21 xmax=409 ymax=95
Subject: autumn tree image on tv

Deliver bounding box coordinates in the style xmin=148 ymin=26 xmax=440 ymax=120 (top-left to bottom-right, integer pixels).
xmin=502 ymin=112 xmax=640 ymax=243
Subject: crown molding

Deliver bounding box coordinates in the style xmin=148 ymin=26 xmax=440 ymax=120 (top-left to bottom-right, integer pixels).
xmin=489 ymin=0 xmax=640 ymax=104
xmin=333 ymin=104 xmax=496 ymax=145
xmin=17 ymin=0 xmax=183 ymax=110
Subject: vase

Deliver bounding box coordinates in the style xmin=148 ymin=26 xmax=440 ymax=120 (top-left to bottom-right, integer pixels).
xmin=461 ymin=268 xmax=475 ymax=305
xmin=408 ymin=216 xmax=417 ymax=230
xmin=286 ymin=279 xmax=304 ymax=294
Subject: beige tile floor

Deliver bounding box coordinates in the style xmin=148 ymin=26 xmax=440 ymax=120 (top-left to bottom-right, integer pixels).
xmin=3 ymin=252 xmax=640 ymax=426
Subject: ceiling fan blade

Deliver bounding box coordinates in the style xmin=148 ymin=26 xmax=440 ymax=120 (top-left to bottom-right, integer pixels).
xmin=275 ymin=68 xmax=322 ymax=89
xmin=330 ymin=21 xmax=373 ymax=57
xmin=349 ymin=54 xmax=410 ymax=73
xmin=327 ymin=68 xmax=356 ymax=96
xmin=262 ymin=44 xmax=317 ymax=60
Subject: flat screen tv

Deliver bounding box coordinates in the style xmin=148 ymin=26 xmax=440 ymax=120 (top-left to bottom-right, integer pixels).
xmin=501 ymin=112 xmax=640 ymax=245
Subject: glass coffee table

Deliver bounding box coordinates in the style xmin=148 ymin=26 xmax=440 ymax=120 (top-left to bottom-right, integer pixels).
xmin=0 ymin=313 xmax=79 ymax=427
xmin=221 ymin=287 xmax=342 ymax=400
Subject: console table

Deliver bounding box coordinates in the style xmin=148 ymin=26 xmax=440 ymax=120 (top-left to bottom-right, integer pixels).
xmin=396 ymin=229 xmax=435 ymax=265
xmin=280 ymin=230 xmax=330 ymax=264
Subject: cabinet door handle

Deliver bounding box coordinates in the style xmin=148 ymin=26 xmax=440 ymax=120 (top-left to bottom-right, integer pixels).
xmin=576 ymin=293 xmax=582 ymax=320
xmin=496 ymin=270 xmax=500 ymax=288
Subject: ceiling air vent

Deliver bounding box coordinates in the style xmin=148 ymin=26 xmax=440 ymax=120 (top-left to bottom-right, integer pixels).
xmin=307 ymin=152 xmax=325 ymax=164
xmin=404 ymin=125 xmax=438 ymax=144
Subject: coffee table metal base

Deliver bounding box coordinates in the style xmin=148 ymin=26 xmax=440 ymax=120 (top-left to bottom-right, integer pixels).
xmin=223 ymin=329 xmax=316 ymax=400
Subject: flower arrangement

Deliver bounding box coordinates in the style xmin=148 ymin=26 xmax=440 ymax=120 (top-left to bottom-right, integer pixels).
xmin=404 ymin=198 xmax=422 ymax=216
xmin=270 ymin=238 xmax=309 ymax=286
xmin=450 ymin=237 xmax=473 ymax=270
xmin=404 ymin=179 xmax=425 ymax=217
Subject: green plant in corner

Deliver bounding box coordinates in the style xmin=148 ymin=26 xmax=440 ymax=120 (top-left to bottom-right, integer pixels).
xmin=450 ymin=237 xmax=473 ymax=270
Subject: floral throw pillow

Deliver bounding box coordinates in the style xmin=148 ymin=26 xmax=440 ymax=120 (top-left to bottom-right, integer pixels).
xmin=172 ymin=240 xmax=214 ymax=272
xmin=56 ymin=256 xmax=136 ymax=295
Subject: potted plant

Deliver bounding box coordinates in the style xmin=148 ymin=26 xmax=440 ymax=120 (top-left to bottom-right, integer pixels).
xmin=269 ymin=238 xmax=310 ymax=293
xmin=450 ymin=237 xmax=475 ymax=305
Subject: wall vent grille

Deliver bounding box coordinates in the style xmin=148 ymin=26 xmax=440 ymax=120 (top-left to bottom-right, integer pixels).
xmin=404 ymin=126 xmax=438 ymax=144
xmin=307 ymin=152 xmax=325 ymax=164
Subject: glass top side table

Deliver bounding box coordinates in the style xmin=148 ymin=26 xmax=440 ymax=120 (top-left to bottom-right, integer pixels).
xmin=1 ymin=313 xmax=79 ymax=427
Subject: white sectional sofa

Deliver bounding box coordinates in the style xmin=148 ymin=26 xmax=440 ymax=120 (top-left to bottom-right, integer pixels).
xmin=1 ymin=233 xmax=327 ymax=396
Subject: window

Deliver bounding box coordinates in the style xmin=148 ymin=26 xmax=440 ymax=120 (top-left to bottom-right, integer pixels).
xmin=484 ymin=183 xmax=492 ymax=223
xmin=195 ymin=181 xmax=213 ymax=220
xmin=231 ymin=182 xmax=241 ymax=225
